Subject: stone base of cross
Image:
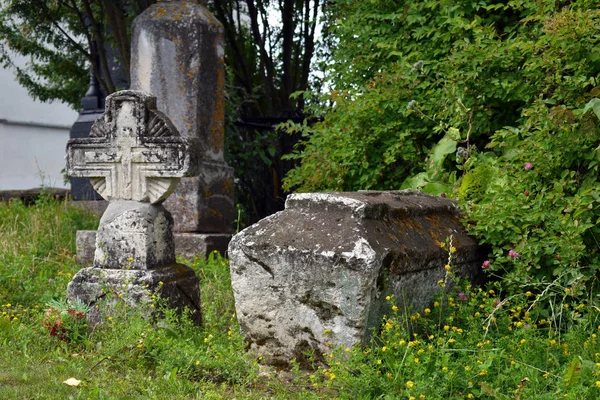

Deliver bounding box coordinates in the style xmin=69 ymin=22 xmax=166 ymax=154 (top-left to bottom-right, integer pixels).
xmin=66 ymin=90 xmax=202 ymax=325
xmin=67 ymin=263 xmax=202 ymax=328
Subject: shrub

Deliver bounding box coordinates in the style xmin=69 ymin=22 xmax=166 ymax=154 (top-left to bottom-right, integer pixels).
xmin=283 ymin=0 xmax=600 ymax=303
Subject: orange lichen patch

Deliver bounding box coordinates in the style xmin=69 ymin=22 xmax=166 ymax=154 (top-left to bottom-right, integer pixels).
xmin=394 ymin=217 xmax=425 ymax=236
xmin=153 ymin=7 xmax=167 ymax=18
xmin=222 ymin=178 xmax=234 ymax=195
xmin=209 ymin=208 xmax=223 ymax=218
xmin=424 ymin=214 xmax=440 ymax=223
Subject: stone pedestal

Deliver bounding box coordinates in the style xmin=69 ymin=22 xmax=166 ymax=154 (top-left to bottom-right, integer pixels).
xmin=67 ymin=264 xmax=202 ymax=327
xmin=94 ymin=201 xmax=175 ymax=270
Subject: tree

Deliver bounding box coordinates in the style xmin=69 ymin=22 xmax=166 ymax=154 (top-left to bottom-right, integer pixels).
xmin=211 ymin=0 xmax=321 ymax=117
xmin=0 ymin=0 xmax=155 ymax=108
xmin=209 ymin=0 xmax=323 ymax=224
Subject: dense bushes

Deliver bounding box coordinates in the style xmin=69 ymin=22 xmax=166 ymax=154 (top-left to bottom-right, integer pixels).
xmin=284 ymin=0 xmax=600 ymax=300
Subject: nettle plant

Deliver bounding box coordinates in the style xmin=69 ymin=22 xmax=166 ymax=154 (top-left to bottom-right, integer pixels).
xmin=284 ymin=1 xmax=600 ymax=305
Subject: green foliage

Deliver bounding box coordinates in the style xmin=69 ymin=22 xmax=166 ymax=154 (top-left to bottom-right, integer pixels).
xmin=0 ymin=0 xmax=150 ymax=107
xmin=0 ymin=0 xmax=88 ymax=107
xmin=0 ymin=196 xmax=98 ymax=305
xmin=459 ymin=99 xmax=600 ymax=295
xmin=284 ymin=0 xmax=600 ymax=306
xmin=284 ymin=1 xmax=600 ymax=195
xmin=400 ymin=134 xmax=457 ymax=196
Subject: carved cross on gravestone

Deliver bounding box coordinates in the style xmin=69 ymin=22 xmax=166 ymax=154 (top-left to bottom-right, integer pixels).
xmin=66 ymin=90 xmax=202 ymax=326
xmin=67 ymin=90 xmax=189 ymax=204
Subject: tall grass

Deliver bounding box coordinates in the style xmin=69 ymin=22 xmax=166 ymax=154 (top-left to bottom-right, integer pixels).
xmin=0 ymin=196 xmax=98 ymax=305
xmin=0 ymin=196 xmax=318 ymax=399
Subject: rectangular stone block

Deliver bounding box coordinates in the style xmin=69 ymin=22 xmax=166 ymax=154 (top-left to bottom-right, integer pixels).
xmin=163 ymin=162 xmax=234 ymax=233
xmin=228 ymin=190 xmax=485 ymax=367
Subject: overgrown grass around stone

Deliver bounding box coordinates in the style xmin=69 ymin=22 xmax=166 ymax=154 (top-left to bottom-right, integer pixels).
xmin=1 ymin=196 xmax=600 ymax=399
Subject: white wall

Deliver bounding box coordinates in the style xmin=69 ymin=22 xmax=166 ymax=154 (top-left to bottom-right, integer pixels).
xmin=0 ymin=122 xmax=70 ymax=189
xmin=0 ymin=55 xmax=77 ymax=190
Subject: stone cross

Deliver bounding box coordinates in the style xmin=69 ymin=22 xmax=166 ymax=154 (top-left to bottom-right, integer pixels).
xmin=67 ymin=90 xmax=189 ymax=204
xmin=66 ymin=90 xmax=202 ymax=325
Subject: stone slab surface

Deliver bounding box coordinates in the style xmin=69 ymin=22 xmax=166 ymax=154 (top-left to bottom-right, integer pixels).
xmin=67 ymin=264 xmax=202 ymax=327
xmin=164 ymin=163 xmax=234 ymax=233
xmin=77 ymin=230 xmax=231 ymax=265
xmin=228 ymin=190 xmax=485 ymax=367
xmin=131 ymin=1 xmax=225 ymax=164
xmin=175 ymin=232 xmax=232 ymax=261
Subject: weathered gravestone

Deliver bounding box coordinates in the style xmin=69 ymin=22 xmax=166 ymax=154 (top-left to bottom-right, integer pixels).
xmin=66 ymin=90 xmax=201 ymax=325
xmin=229 ymin=191 xmax=484 ymax=367
xmin=130 ymin=0 xmax=234 ymax=252
xmin=75 ymin=1 xmax=233 ymax=263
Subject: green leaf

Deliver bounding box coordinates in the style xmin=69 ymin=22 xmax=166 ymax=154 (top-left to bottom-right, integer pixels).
xmin=422 ymin=182 xmax=453 ymax=196
xmin=564 ymin=357 xmax=581 ymax=387
xmin=431 ymin=137 xmax=457 ymax=165
xmin=582 ymin=98 xmax=600 ymax=121
xmin=447 ymin=127 xmax=461 ymax=141
xmin=401 ymin=172 xmax=429 ymax=190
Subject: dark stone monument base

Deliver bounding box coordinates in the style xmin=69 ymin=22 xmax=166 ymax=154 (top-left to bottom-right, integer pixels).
xmin=175 ymin=232 xmax=232 ymax=260
xmin=76 ymin=230 xmax=231 ymax=265
xmin=67 ymin=264 xmax=201 ymax=327
xmin=163 ymin=162 xmax=235 ymax=233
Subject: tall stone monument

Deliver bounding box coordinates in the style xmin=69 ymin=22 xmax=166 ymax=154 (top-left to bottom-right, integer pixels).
xmin=66 ymin=90 xmax=202 ymax=325
xmin=129 ymin=0 xmax=234 ymax=256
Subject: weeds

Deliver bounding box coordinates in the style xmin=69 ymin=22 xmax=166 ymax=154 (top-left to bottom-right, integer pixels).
xmin=321 ymin=241 xmax=600 ymax=399
xmin=2 ymin=196 xmax=600 ymax=398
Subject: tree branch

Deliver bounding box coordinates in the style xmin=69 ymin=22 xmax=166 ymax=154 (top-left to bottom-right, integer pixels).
xmin=81 ymin=0 xmax=116 ymax=94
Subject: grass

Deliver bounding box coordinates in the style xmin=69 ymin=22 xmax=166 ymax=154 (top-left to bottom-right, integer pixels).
xmin=1 ymin=196 xmax=600 ymax=399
